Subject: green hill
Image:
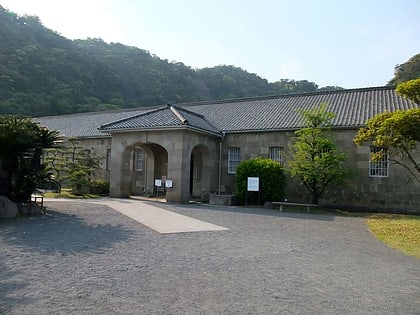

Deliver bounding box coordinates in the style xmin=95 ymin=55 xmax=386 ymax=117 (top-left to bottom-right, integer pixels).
xmin=0 ymin=5 xmax=342 ymax=117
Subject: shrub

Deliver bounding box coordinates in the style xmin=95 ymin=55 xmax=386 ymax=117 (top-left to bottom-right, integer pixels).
xmin=235 ymin=157 xmax=286 ymax=205
xmin=68 ymin=169 xmax=90 ymax=195
xmin=90 ymin=179 xmax=110 ymax=195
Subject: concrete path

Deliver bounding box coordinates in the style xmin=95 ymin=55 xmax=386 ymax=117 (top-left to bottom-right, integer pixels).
xmin=47 ymin=198 xmax=229 ymax=234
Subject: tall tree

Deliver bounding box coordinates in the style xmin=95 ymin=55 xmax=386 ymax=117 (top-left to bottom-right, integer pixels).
xmin=354 ymin=108 xmax=420 ymax=180
xmin=354 ymin=81 xmax=420 ymax=180
xmin=288 ymin=103 xmax=352 ymax=204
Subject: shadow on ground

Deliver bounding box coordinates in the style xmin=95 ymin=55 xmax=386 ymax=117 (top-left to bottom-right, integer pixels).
xmin=165 ymin=202 xmax=336 ymax=221
xmin=0 ymin=207 xmax=139 ymax=256
xmin=0 ymin=255 xmax=32 ymax=313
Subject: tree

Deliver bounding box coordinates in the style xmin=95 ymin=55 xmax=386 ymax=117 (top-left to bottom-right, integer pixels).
xmin=353 ymin=108 xmax=420 ymax=180
xmin=395 ymin=78 xmax=420 ymax=104
xmin=388 ymin=54 xmax=420 ymax=86
xmin=288 ymin=103 xmax=352 ymax=204
xmin=0 ymin=115 xmax=60 ymax=202
xmin=44 ymin=138 xmax=102 ymax=194
xmin=235 ymin=157 xmax=286 ymax=205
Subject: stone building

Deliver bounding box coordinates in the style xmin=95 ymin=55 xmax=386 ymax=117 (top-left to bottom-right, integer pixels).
xmin=37 ymin=86 xmax=420 ymax=212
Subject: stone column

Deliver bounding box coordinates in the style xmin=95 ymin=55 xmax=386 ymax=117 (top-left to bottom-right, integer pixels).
xmin=109 ymin=140 xmax=131 ymax=198
xmin=166 ymin=138 xmax=190 ymax=203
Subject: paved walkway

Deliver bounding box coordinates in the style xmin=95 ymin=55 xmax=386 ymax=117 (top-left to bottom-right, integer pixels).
xmin=92 ymin=198 xmax=229 ymax=234
xmin=1 ymin=198 xmax=419 ymax=314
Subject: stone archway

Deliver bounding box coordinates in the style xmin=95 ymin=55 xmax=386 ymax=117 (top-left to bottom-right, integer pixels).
xmin=129 ymin=144 xmax=168 ymax=196
xmin=109 ymin=138 xmax=168 ymax=198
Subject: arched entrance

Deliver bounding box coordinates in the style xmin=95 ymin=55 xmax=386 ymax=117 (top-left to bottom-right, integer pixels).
xmin=129 ymin=143 xmax=168 ymax=197
xmin=109 ymin=140 xmax=168 ymax=198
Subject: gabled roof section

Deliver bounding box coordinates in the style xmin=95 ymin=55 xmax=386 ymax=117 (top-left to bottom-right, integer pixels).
xmin=98 ymin=104 xmax=220 ymax=135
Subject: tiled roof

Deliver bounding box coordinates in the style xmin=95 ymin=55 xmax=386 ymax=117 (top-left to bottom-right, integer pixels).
xmin=177 ymin=86 xmax=417 ymax=132
xmin=34 ymin=107 xmax=151 ymax=138
xmin=98 ymin=104 xmax=220 ymax=135
xmin=36 ymin=86 xmax=419 ymax=138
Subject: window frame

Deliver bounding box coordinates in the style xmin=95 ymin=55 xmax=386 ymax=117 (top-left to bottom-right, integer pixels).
xmin=133 ymin=148 xmax=144 ymax=172
xmin=269 ymin=146 xmax=284 ymax=164
xmin=105 ymin=149 xmax=111 ymax=171
xmin=369 ymin=146 xmax=389 ymax=177
xmin=228 ymin=147 xmax=240 ymax=174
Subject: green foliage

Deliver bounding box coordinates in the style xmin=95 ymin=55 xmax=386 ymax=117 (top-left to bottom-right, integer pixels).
xmin=388 ymin=54 xmax=420 ymax=86
xmin=89 ymin=179 xmax=110 ymax=195
xmin=354 ymin=108 xmax=420 ymax=178
xmin=0 ymin=115 xmax=60 ymax=202
xmin=68 ymin=170 xmax=90 ymax=195
xmin=0 ymin=6 xmax=339 ymax=117
xmin=235 ymin=157 xmax=286 ymax=205
xmin=44 ymin=138 xmax=102 ymax=192
xmin=288 ymin=103 xmax=352 ymax=204
xmin=396 ymin=78 xmax=420 ymax=104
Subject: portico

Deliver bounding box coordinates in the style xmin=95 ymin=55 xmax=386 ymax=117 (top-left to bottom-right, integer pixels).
xmin=99 ymin=105 xmax=221 ymax=203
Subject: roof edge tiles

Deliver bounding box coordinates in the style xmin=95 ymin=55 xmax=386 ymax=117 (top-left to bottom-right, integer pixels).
xmin=98 ymin=124 xmax=222 ymax=137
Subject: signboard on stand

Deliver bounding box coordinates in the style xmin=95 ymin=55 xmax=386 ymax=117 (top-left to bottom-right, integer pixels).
xmin=247 ymin=177 xmax=259 ymax=191
xmin=246 ymin=177 xmax=260 ymax=206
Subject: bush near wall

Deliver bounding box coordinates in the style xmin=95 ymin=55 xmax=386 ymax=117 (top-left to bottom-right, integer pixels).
xmin=235 ymin=157 xmax=286 ymax=205
xmin=89 ymin=179 xmax=110 ymax=195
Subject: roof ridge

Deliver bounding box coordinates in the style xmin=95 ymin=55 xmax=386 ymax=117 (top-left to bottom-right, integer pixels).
xmin=172 ymin=104 xmax=205 ymax=119
xmin=168 ymin=104 xmax=188 ymax=125
xmin=172 ymin=104 xmax=221 ymax=134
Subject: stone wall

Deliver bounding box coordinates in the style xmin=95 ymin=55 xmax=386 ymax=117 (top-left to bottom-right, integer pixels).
xmin=219 ymin=129 xmax=420 ymax=212
xmin=71 ymin=128 xmax=419 ymax=212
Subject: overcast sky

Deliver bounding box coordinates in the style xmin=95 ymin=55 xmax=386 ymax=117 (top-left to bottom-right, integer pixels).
xmin=2 ymin=0 xmax=419 ymax=88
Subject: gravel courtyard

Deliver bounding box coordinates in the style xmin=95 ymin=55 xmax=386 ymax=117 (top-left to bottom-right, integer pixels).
xmin=1 ymin=199 xmax=419 ymax=314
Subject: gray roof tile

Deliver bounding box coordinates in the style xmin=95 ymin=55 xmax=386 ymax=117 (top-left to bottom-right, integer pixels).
xmin=36 ymin=86 xmax=419 ymax=137
xmin=99 ymin=105 xmax=220 ymax=135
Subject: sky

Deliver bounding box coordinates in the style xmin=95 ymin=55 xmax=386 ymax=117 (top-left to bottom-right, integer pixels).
xmin=1 ymin=0 xmax=419 ymax=88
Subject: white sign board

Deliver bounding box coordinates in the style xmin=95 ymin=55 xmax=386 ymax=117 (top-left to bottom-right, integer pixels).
xmin=165 ymin=180 xmax=173 ymax=188
xmin=155 ymin=179 xmax=162 ymax=187
xmin=247 ymin=177 xmax=259 ymax=191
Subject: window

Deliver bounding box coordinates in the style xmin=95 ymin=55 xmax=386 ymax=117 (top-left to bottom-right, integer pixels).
xmin=106 ymin=149 xmax=111 ymax=171
xmin=369 ymin=147 xmax=388 ymax=177
xmin=133 ymin=148 xmax=144 ymax=171
xmin=269 ymin=146 xmax=284 ymax=164
xmin=228 ymin=147 xmax=240 ymax=174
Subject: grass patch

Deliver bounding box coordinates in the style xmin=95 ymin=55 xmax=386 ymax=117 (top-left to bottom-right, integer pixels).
xmin=367 ymin=214 xmax=420 ymax=259
xmin=43 ymin=188 xmax=100 ymax=199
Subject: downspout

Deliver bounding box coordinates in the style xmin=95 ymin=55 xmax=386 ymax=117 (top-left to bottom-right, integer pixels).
xmin=218 ymin=131 xmax=226 ymax=194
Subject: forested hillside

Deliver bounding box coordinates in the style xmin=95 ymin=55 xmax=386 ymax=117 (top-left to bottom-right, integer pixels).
xmin=0 ymin=6 xmax=353 ymax=116
xmin=388 ymin=53 xmax=420 ymax=86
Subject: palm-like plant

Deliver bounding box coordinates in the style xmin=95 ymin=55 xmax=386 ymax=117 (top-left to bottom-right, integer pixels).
xmin=0 ymin=116 xmax=61 ymax=202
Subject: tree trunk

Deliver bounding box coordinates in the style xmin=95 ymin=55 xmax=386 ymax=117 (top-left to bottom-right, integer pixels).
xmin=311 ymin=192 xmax=318 ymax=205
